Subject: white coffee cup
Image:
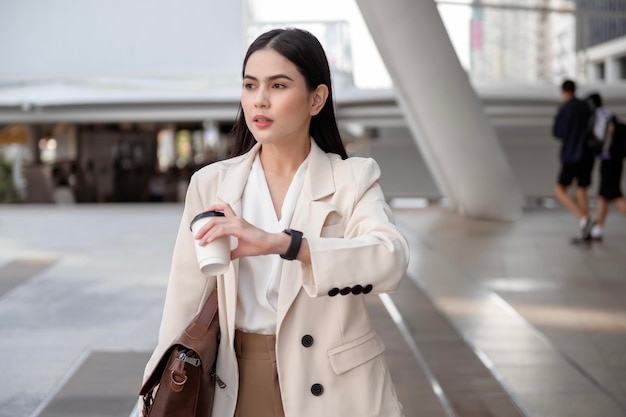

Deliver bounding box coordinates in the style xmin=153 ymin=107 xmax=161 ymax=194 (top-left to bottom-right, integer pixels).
xmin=190 ymin=211 xmax=230 ymax=275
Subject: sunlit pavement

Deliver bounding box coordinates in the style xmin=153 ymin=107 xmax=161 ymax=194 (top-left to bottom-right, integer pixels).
xmin=1 ymin=203 xmax=625 ymax=417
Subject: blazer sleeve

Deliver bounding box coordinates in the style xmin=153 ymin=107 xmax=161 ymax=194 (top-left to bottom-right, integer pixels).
xmin=301 ymin=158 xmax=410 ymax=297
xmin=143 ymin=172 xmax=216 ymax=382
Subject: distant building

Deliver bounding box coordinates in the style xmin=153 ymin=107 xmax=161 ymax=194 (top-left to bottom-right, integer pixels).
xmin=576 ymin=0 xmax=626 ymax=82
xmin=469 ymin=0 xmax=556 ymax=83
xmin=577 ymin=0 xmax=626 ymax=48
xmin=468 ymin=0 xmax=626 ymax=83
xmin=549 ymin=0 xmax=577 ymax=82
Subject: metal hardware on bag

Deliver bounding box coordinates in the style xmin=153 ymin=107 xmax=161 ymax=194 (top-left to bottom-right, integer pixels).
xmin=141 ymin=392 xmax=153 ymax=417
xmin=212 ymin=372 xmax=227 ymax=388
xmin=170 ymin=371 xmax=188 ymax=386
xmin=179 ymin=351 xmax=201 ymax=367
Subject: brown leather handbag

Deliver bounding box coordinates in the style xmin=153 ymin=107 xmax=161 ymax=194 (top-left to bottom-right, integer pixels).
xmin=140 ymin=289 xmax=221 ymax=417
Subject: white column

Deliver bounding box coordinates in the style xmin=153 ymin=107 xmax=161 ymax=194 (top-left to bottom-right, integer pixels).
xmin=587 ymin=61 xmax=601 ymax=83
xmin=355 ymin=0 xmax=524 ymax=221
xmin=605 ymin=57 xmax=620 ymax=83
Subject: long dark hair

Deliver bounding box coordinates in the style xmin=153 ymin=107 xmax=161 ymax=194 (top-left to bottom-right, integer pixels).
xmin=229 ymin=28 xmax=348 ymax=159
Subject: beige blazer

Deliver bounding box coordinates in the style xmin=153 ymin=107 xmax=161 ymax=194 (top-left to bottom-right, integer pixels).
xmin=143 ymin=141 xmax=410 ymax=417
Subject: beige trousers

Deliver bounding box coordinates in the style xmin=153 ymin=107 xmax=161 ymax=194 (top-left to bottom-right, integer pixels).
xmin=234 ymin=330 xmax=285 ymax=417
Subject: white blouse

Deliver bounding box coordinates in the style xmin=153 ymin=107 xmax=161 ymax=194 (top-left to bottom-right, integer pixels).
xmin=235 ymin=152 xmax=309 ymax=334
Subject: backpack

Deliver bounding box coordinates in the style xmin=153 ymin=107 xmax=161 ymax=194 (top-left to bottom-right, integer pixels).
xmin=596 ymin=116 xmax=626 ymax=160
xmin=587 ymin=107 xmax=613 ymax=152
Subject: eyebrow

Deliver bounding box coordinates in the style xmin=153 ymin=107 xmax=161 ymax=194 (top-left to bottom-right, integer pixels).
xmin=243 ymin=74 xmax=295 ymax=82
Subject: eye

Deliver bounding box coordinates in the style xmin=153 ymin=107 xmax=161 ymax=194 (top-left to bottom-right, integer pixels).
xmin=243 ymin=83 xmax=256 ymax=90
xmin=272 ymin=83 xmax=286 ymax=89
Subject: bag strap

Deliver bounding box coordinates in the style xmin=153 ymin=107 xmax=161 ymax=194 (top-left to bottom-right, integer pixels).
xmin=184 ymin=289 xmax=218 ymax=340
xmin=196 ymin=289 xmax=219 ymax=329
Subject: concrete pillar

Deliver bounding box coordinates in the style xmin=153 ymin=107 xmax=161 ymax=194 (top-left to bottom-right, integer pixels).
xmin=605 ymin=57 xmax=620 ymax=83
xmin=587 ymin=61 xmax=601 ymax=83
xmin=355 ymin=0 xmax=524 ymax=221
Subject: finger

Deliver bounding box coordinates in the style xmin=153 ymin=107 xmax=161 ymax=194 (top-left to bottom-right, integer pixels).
xmin=194 ymin=214 xmax=227 ymax=240
xmin=221 ymin=204 xmax=236 ymax=217
xmin=200 ymin=218 xmax=237 ymax=245
xmin=230 ymin=248 xmax=241 ymax=260
xmin=206 ymin=203 xmax=236 ymax=217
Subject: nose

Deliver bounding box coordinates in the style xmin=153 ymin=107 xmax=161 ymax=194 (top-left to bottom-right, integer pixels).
xmin=254 ymin=86 xmax=269 ymax=109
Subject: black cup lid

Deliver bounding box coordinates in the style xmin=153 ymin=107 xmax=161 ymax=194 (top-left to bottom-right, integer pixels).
xmin=190 ymin=210 xmax=225 ymax=230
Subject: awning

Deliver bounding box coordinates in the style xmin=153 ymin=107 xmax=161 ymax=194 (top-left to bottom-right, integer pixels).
xmin=0 ymin=124 xmax=30 ymax=144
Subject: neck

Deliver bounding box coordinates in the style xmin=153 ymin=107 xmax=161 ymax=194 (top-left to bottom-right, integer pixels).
xmin=259 ymin=139 xmax=311 ymax=176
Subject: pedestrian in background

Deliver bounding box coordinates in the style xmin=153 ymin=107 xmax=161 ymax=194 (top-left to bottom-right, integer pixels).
xmin=142 ymin=27 xmax=410 ymax=417
xmin=585 ymin=92 xmax=626 ymax=242
xmin=51 ymin=166 xmax=76 ymax=205
xmin=552 ymin=79 xmax=595 ymax=242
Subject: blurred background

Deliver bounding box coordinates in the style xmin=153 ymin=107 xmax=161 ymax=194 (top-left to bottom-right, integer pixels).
xmin=2 ymin=0 xmax=626 ymax=207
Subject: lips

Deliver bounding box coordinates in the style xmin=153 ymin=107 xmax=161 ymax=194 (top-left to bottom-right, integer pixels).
xmin=253 ymin=115 xmax=273 ymax=126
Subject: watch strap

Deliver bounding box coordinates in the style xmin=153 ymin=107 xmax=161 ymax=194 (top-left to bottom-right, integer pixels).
xmin=280 ymin=229 xmax=303 ymax=260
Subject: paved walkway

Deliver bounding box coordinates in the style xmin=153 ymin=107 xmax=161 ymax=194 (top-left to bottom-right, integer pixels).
xmin=0 ymin=204 xmax=625 ymax=417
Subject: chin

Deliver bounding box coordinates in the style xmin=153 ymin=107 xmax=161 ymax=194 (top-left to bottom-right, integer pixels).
xmin=251 ymin=133 xmax=275 ymax=145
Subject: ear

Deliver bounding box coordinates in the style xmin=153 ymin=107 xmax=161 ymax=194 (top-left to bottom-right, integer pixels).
xmin=310 ymin=84 xmax=329 ymax=116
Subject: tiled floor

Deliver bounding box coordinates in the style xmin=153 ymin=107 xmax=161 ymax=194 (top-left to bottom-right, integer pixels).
xmin=394 ymin=206 xmax=626 ymax=417
xmin=0 ymin=204 xmax=625 ymax=417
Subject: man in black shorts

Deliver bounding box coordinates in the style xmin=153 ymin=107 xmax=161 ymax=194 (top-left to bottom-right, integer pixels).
xmin=586 ymin=93 xmax=626 ymax=241
xmin=552 ymin=79 xmax=594 ymax=242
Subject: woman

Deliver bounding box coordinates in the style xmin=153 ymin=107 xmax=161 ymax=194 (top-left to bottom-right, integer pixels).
xmin=143 ymin=28 xmax=410 ymax=417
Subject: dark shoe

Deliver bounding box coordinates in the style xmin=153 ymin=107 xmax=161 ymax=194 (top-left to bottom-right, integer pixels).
xmin=570 ymin=235 xmax=592 ymax=245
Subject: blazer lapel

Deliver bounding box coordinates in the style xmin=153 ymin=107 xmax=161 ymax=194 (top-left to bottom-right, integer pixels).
xmin=215 ymin=143 xmax=261 ymax=347
xmin=215 ymin=143 xmax=261 ymax=216
xmin=276 ymin=142 xmax=337 ymax=330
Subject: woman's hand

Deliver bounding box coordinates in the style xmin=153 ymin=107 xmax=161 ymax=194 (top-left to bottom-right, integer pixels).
xmin=193 ymin=203 xmax=287 ymax=260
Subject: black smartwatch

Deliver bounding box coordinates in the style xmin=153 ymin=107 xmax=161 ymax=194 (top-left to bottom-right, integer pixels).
xmin=280 ymin=229 xmax=303 ymax=260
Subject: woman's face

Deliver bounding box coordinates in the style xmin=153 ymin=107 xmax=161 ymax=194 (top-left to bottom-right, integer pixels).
xmin=241 ymin=48 xmax=319 ymax=148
